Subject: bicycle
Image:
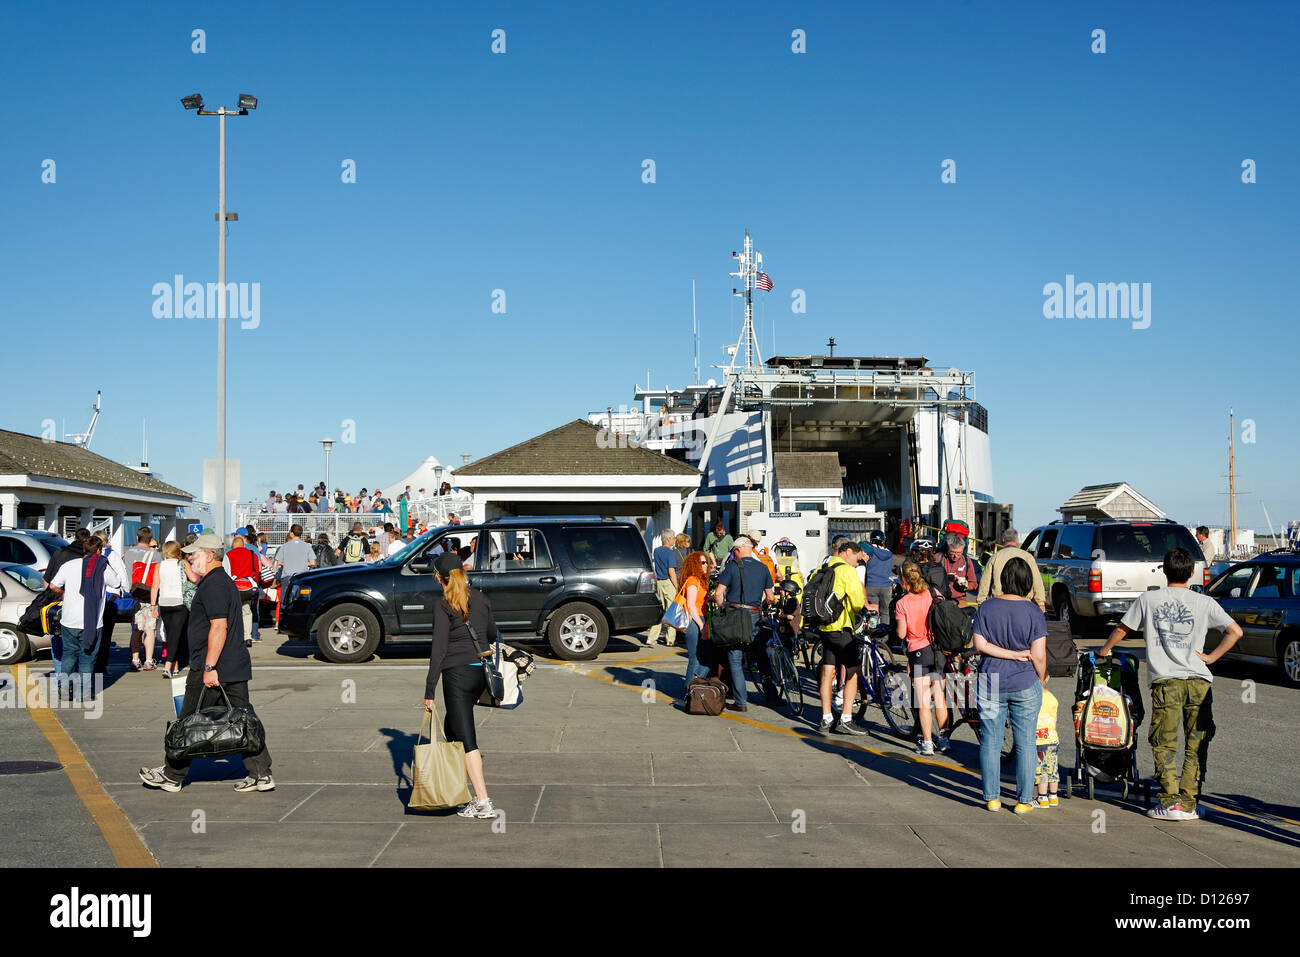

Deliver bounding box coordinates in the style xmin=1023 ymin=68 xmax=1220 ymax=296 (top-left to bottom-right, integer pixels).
xmin=852 ymin=621 xmax=915 ymax=739
xmin=757 ymin=607 xmax=805 ymax=718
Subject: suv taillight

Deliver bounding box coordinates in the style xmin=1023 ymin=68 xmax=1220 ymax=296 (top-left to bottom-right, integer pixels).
xmin=637 ymin=571 xmax=655 ymax=594
xmin=1204 ymin=568 xmax=1211 ymax=586
xmin=1088 ymin=569 xmax=1102 ymax=593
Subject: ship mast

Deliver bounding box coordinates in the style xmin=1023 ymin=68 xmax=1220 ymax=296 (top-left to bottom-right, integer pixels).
xmin=729 ymin=229 xmax=764 ymax=372
xmin=1228 ymin=407 xmax=1237 ymax=556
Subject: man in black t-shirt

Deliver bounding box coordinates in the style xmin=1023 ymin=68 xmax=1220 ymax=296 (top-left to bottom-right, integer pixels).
xmin=138 ymin=534 xmax=273 ymax=793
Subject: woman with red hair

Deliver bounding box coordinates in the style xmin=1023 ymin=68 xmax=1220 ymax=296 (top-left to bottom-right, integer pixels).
xmin=676 ymin=551 xmax=711 ymax=698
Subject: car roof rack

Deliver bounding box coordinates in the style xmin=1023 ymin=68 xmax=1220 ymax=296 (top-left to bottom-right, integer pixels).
xmin=484 ymin=515 xmax=610 ymax=524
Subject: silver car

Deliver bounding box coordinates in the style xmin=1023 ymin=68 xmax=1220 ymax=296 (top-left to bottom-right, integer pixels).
xmin=0 ymin=530 xmax=70 ymax=574
xmin=1025 ymin=520 xmax=1207 ymax=636
xmin=0 ymin=563 xmax=52 ymax=665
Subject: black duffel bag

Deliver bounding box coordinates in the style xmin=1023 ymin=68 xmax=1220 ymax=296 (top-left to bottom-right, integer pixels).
xmin=164 ymin=685 xmax=266 ymax=764
xmin=18 ymin=587 xmax=61 ymax=636
xmin=709 ymin=603 xmax=756 ymax=651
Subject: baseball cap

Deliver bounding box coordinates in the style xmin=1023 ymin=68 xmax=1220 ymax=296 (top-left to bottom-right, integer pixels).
xmin=182 ymin=533 xmax=223 ymax=553
xmin=433 ymin=551 xmax=463 ymax=576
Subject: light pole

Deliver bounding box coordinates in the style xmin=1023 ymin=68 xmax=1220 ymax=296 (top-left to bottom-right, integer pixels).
xmin=182 ymin=92 xmax=257 ymax=539
xmin=321 ymin=439 xmax=335 ymax=493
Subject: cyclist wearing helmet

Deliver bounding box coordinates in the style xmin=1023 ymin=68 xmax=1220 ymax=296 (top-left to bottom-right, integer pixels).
xmin=909 ymin=538 xmax=949 ymax=594
xmin=860 ymin=532 xmax=895 ymax=626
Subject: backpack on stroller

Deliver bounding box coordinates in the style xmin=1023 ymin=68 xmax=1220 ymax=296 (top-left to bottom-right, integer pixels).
xmin=1064 ymin=650 xmax=1151 ymax=801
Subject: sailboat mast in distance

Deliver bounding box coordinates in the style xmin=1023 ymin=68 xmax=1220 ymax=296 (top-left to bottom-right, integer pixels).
xmin=1228 ymin=407 xmax=1237 ymax=555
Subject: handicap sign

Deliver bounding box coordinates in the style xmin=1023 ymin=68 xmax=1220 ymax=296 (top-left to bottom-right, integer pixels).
xmin=188 ymin=523 xmax=203 ymax=534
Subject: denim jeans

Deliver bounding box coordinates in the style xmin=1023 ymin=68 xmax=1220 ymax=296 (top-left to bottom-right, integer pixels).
xmin=724 ymin=609 xmax=757 ymax=706
xmin=58 ymin=626 xmax=102 ymax=700
xmin=683 ymin=619 xmax=708 ymax=694
xmin=977 ymin=680 xmax=1042 ymax=803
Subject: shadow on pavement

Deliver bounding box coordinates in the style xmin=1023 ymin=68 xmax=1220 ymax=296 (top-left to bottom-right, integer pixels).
xmin=1201 ymin=792 xmax=1300 ymax=848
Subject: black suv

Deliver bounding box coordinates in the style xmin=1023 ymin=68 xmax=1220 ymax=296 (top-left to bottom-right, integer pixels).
xmin=279 ymin=518 xmax=662 ymax=663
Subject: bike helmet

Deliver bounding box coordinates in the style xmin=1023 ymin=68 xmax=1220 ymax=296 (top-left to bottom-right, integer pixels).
xmin=911 ymin=537 xmax=936 ymax=552
xmin=868 ymin=530 xmax=886 ymax=545
xmin=778 ymin=578 xmax=800 ymax=596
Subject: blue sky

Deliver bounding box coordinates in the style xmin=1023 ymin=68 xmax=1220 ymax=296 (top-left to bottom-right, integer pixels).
xmin=3 ymin=1 xmax=1297 ymax=535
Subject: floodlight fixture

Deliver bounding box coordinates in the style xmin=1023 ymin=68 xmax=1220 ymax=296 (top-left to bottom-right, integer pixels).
xmin=238 ymin=94 xmax=258 ymax=111
xmin=181 ymin=93 xmax=204 ymax=110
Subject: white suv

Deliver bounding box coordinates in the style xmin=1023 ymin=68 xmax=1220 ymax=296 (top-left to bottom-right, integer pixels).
xmin=1024 ymin=520 xmax=1208 ymax=636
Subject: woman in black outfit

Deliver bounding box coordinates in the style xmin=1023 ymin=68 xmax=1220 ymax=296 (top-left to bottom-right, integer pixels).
xmin=421 ymin=551 xmax=497 ymax=819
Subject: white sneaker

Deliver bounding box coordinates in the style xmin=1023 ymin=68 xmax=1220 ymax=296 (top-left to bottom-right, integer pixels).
xmin=915 ymin=740 xmax=936 ymax=756
xmin=457 ymin=798 xmax=497 ymax=819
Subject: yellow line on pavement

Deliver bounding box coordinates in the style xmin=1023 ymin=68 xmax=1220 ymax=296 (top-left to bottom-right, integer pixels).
xmin=559 ymin=661 xmax=1300 ymax=830
xmin=555 ymin=660 xmax=974 ymax=777
xmin=9 ymin=665 xmax=157 ymax=868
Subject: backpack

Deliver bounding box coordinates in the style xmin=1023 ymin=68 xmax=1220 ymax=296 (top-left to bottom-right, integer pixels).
xmin=926 ymin=586 xmax=972 ymax=655
xmin=131 ymin=552 xmax=159 ymax=598
xmin=800 ymin=560 xmax=845 ymax=627
xmin=344 ymin=534 xmax=366 ymax=563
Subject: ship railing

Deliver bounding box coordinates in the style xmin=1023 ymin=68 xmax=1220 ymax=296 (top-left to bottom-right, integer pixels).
xmin=232 ymin=494 xmax=472 ymax=547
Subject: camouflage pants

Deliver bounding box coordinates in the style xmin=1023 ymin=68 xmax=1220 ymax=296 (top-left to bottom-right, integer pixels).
xmin=1148 ymin=678 xmax=1215 ymax=812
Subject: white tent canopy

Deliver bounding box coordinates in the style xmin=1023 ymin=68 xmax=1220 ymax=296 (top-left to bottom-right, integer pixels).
xmin=378 ymin=456 xmax=453 ymax=500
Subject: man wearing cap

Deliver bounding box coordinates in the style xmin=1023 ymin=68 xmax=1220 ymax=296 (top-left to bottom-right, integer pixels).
xmin=860 ymin=531 xmax=896 ymax=625
xmin=139 ymin=533 xmax=273 ymax=793
xmin=712 ymin=535 xmax=775 ymax=712
xmin=976 ymin=528 xmax=1046 ymax=611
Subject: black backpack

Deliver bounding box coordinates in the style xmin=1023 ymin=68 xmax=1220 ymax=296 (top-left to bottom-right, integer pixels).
xmin=801 ymin=560 xmax=845 ymax=627
xmin=926 ymin=586 xmax=972 ymax=655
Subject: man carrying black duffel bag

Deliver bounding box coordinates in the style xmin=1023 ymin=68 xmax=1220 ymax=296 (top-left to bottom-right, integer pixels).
xmin=139 ymin=533 xmax=273 ymax=794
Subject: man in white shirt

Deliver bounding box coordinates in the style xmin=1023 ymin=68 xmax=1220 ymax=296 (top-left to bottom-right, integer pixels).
xmin=386 ymin=529 xmax=405 ymax=557
xmin=49 ymin=536 xmax=122 ymax=700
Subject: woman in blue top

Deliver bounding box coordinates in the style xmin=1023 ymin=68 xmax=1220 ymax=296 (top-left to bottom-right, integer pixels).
xmin=971 ymin=557 xmax=1047 ymax=813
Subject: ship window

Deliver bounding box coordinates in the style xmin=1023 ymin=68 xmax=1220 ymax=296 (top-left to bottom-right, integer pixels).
xmin=795 ymin=502 xmax=822 ymax=512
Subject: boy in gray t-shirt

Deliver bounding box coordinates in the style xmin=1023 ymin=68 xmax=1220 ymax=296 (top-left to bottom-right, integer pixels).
xmin=1099 ymin=548 xmax=1242 ymax=821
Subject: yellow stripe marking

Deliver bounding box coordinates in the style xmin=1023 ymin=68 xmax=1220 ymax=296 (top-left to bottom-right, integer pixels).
xmin=558 ymin=660 xmax=1300 ymax=829
xmin=9 ymin=664 xmax=157 ymax=868
xmin=554 ymin=660 xmax=973 ymax=776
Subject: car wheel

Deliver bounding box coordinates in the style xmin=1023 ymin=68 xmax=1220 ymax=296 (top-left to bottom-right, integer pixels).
xmin=1279 ymin=633 xmax=1300 ymax=688
xmin=1057 ymin=595 xmax=1082 ymax=637
xmin=316 ymin=604 xmax=381 ymax=663
xmin=547 ymin=602 xmax=609 ymax=660
xmin=0 ymin=623 xmax=29 ymax=666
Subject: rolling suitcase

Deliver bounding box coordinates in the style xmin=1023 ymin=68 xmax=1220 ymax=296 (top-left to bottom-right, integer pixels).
xmin=1045 ymin=621 xmax=1078 ymax=677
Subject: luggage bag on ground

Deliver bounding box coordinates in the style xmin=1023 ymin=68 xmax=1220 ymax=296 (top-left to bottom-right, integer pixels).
xmin=1045 ymin=621 xmax=1078 ymax=677
xmin=685 ymin=676 xmax=727 ymax=716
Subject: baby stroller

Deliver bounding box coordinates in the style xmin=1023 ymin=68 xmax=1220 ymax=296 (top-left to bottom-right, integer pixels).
xmin=1064 ymin=650 xmax=1150 ymax=801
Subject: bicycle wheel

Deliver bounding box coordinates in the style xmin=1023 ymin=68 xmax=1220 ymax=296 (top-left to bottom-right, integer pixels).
xmin=778 ymin=648 xmax=804 ymax=718
xmin=876 ymin=666 xmax=915 ymax=740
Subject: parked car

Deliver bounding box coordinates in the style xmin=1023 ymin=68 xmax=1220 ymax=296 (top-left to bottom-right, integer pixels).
xmin=0 ymin=563 xmax=52 ymax=665
xmin=1203 ymin=550 xmax=1300 ymax=686
xmin=0 ymin=530 xmax=70 ymax=574
xmin=279 ymin=518 xmax=663 ymax=662
xmin=1024 ymin=519 xmax=1207 ymax=636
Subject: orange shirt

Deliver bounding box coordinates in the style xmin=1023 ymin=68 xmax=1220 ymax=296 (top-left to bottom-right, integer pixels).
xmin=754 ymin=548 xmax=777 ymax=582
xmin=676 ymin=574 xmax=707 ymax=619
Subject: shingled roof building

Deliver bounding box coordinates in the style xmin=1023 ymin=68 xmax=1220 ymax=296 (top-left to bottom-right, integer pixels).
xmin=0 ymin=429 xmax=193 ymax=545
xmin=453 ymin=420 xmax=701 ymax=542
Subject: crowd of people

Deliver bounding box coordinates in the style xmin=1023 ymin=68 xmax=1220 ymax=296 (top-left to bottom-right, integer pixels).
xmin=649 ymin=520 xmax=1241 ymax=820
xmin=32 ymin=509 xmax=1240 ymax=825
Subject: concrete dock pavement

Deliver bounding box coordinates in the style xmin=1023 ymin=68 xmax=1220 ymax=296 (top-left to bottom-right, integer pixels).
xmin=4 ymin=631 xmax=1299 ymax=868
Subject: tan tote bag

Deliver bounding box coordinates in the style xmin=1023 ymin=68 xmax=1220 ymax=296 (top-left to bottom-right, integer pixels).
xmin=408 ymin=709 xmax=472 ymax=810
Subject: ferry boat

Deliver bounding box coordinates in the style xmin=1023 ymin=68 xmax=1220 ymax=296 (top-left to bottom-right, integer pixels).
xmin=587 ymin=229 xmax=1012 ymax=560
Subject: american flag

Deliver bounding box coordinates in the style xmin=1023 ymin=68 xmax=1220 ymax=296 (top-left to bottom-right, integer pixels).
xmin=755 ymin=271 xmax=773 ymax=291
